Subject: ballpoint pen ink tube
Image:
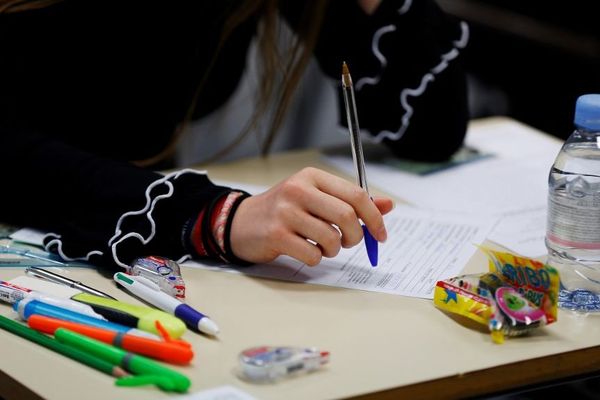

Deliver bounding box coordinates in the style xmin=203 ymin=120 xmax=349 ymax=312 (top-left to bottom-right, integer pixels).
xmin=54 ymin=328 xmax=191 ymax=392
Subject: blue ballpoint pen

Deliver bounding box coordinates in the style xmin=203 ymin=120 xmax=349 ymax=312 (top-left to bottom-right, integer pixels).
xmin=341 ymin=62 xmax=378 ymax=267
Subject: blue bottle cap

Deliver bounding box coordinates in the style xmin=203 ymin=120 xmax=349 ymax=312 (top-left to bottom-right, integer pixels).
xmin=575 ymin=94 xmax=600 ymax=131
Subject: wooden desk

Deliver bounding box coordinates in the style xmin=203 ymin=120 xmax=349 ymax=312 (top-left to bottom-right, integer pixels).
xmin=2 ymin=117 xmax=600 ymax=400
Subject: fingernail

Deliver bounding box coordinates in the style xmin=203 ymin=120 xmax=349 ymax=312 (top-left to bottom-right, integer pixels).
xmin=378 ymin=227 xmax=387 ymax=242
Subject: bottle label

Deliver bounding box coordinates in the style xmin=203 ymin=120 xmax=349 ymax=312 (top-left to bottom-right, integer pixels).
xmin=547 ymin=193 xmax=600 ymax=249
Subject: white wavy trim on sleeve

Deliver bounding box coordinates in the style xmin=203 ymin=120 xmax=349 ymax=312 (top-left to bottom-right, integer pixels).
xmin=350 ymin=2 xmax=470 ymax=143
xmin=354 ymin=0 xmax=413 ymax=92
xmin=43 ymin=232 xmax=104 ymax=262
xmin=355 ymin=24 xmax=396 ymax=91
xmin=371 ymin=21 xmax=470 ymax=143
xmin=108 ymin=168 xmax=207 ymax=269
xmin=43 ymin=169 xmax=207 ymax=268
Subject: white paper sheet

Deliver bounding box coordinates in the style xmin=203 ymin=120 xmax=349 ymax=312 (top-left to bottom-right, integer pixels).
xmin=171 ymin=385 xmax=257 ymax=400
xmin=184 ymin=205 xmax=496 ymax=299
xmin=322 ymin=120 xmax=563 ymax=258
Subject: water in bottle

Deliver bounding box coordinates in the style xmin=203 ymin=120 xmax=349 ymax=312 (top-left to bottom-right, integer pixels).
xmin=546 ymin=94 xmax=600 ymax=312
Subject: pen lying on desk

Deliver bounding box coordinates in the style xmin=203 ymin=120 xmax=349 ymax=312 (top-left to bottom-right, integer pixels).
xmin=54 ymin=328 xmax=191 ymax=393
xmin=28 ymin=315 xmax=194 ymax=364
xmin=114 ymin=272 xmax=219 ymax=336
xmin=14 ymin=298 xmax=160 ymax=340
xmin=71 ymin=292 xmax=187 ymax=338
xmin=0 ymin=315 xmax=128 ymax=378
xmin=25 ymin=266 xmax=116 ymax=300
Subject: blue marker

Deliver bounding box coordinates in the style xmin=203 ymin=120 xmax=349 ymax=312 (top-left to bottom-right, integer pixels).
xmin=14 ymin=298 xmax=158 ymax=340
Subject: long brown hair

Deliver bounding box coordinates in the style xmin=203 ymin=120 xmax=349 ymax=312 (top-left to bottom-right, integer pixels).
xmin=1 ymin=0 xmax=329 ymax=164
xmin=187 ymin=0 xmax=329 ymax=163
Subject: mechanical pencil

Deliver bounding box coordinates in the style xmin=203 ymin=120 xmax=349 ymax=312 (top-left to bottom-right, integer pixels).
xmin=114 ymin=272 xmax=219 ymax=336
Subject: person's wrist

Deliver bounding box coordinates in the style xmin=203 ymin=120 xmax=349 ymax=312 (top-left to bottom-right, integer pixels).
xmin=220 ymin=191 xmax=253 ymax=265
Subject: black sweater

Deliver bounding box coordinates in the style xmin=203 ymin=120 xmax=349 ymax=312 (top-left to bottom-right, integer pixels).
xmin=0 ymin=0 xmax=469 ymax=269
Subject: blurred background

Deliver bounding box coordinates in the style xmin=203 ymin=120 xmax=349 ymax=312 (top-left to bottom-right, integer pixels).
xmin=176 ymin=0 xmax=600 ymax=166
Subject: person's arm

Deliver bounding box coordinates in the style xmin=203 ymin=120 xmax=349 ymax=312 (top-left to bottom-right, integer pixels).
xmin=282 ymin=0 xmax=470 ymax=161
xmin=0 ymin=5 xmax=253 ymax=271
xmin=1 ymin=126 xmax=250 ymax=270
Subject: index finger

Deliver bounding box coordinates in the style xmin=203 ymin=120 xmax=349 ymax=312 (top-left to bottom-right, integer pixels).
xmin=309 ymin=168 xmax=388 ymax=242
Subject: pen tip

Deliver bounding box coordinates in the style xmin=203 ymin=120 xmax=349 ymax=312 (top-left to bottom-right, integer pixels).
xmin=342 ymin=61 xmax=349 ymax=75
xmin=362 ymin=226 xmax=378 ymax=267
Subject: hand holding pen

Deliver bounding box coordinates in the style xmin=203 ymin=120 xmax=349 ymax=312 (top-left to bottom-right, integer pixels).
xmin=222 ymin=62 xmax=392 ymax=268
xmin=228 ymin=167 xmax=392 ymax=267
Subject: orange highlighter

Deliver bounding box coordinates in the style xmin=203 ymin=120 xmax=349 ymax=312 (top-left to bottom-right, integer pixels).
xmin=27 ymin=314 xmax=194 ymax=365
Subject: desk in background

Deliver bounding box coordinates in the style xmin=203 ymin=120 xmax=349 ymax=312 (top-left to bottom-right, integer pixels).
xmin=1 ymin=117 xmax=600 ymax=400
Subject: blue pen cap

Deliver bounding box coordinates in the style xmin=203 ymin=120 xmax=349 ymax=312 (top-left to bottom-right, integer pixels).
xmin=575 ymin=94 xmax=600 ymax=131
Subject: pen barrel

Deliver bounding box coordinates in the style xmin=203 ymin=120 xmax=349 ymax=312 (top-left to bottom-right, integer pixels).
xmin=72 ymin=293 xmax=186 ymax=338
xmin=122 ymin=336 xmax=194 ymax=364
xmin=55 ymin=328 xmax=191 ymax=392
xmin=28 ymin=314 xmax=193 ymax=364
xmin=342 ymin=84 xmax=369 ymax=192
xmin=16 ymin=299 xmax=157 ymax=339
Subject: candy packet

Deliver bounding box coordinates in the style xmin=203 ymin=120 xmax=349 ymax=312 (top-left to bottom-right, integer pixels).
xmin=433 ymin=246 xmax=559 ymax=343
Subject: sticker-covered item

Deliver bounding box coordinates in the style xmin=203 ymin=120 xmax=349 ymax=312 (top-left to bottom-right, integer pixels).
xmin=434 ymin=246 xmax=559 ymax=343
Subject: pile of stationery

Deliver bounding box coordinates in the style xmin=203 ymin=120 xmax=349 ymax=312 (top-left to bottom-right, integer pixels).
xmin=0 ymin=252 xmax=221 ymax=393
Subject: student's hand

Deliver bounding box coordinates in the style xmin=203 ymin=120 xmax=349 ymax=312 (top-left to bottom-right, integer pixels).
xmin=229 ymin=167 xmax=393 ymax=266
xmin=358 ymin=0 xmax=382 ymax=15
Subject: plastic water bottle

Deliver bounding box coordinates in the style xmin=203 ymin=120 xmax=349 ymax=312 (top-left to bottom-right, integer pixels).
xmin=546 ymin=94 xmax=600 ymax=312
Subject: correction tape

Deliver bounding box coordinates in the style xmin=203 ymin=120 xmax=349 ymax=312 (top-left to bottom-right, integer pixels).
xmin=126 ymin=256 xmax=186 ymax=299
xmin=238 ymin=346 xmax=330 ymax=382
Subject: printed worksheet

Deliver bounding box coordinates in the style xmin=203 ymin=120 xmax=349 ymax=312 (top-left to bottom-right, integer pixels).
xmin=183 ymin=205 xmax=496 ymax=299
xmin=322 ymin=119 xmax=562 ymax=258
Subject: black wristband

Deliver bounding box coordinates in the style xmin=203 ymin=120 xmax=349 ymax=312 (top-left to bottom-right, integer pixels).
xmin=222 ymin=192 xmax=253 ymax=266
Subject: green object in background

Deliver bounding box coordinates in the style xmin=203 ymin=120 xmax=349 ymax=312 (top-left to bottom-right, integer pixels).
xmin=0 ymin=315 xmax=126 ymax=378
xmin=54 ymin=328 xmax=191 ymax=393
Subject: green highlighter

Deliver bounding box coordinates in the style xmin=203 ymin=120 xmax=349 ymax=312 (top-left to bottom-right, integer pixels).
xmin=55 ymin=328 xmax=191 ymax=392
xmin=71 ymin=293 xmax=186 ymax=339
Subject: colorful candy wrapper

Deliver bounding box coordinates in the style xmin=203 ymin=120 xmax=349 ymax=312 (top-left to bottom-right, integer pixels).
xmin=433 ymin=246 xmax=559 ymax=344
